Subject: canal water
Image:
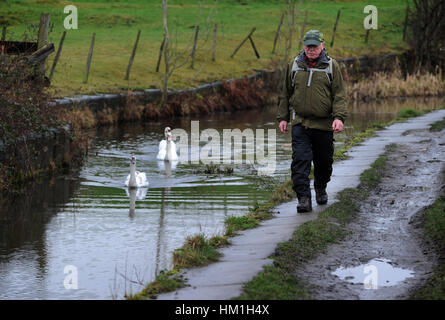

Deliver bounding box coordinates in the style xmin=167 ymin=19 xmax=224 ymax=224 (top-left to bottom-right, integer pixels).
xmin=0 ymin=96 xmax=443 ymax=299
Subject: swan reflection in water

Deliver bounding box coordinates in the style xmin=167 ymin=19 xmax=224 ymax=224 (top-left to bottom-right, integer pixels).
xmin=125 ymin=187 xmax=148 ymax=218
xmin=157 ymin=160 xmax=178 ymax=177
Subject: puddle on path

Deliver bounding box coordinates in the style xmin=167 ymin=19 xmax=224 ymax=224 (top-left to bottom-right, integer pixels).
xmin=332 ymin=258 xmax=415 ymax=289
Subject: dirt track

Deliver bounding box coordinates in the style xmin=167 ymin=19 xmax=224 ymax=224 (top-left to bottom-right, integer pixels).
xmin=293 ymin=127 xmax=445 ymax=300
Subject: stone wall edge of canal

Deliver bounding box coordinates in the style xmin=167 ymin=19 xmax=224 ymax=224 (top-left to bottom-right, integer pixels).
xmin=48 ymin=69 xmax=282 ymax=115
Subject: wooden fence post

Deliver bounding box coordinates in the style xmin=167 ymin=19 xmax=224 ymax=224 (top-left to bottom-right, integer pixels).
xmin=84 ymin=32 xmax=95 ymax=84
xmin=125 ymin=29 xmax=141 ymax=80
xmin=365 ymin=29 xmax=370 ymax=44
xmin=37 ymin=13 xmax=50 ymax=74
xmin=230 ymin=27 xmax=256 ymax=58
xmin=330 ymin=9 xmax=341 ymax=47
xmin=272 ymin=13 xmax=284 ymax=54
xmin=1 ymin=26 xmax=6 ymax=54
xmin=1 ymin=26 xmax=6 ymax=41
xmin=248 ymin=36 xmax=260 ymax=59
xmin=190 ymin=25 xmax=199 ymax=69
xmin=297 ymin=10 xmax=308 ymax=49
xmin=212 ymin=23 xmax=217 ymax=62
xmin=402 ymin=6 xmax=409 ymax=41
xmin=49 ymin=31 xmax=66 ymax=81
xmin=156 ymin=36 xmax=165 ymax=72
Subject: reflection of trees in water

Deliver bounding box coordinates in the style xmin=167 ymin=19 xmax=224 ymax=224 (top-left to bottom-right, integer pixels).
xmin=0 ymin=176 xmax=79 ymax=271
xmin=117 ymin=187 xmax=172 ymax=297
xmin=91 ymin=106 xmax=278 ymax=151
xmin=154 ymin=188 xmax=167 ymax=276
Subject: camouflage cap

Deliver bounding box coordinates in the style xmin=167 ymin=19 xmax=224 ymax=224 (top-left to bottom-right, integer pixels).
xmin=303 ymin=30 xmax=324 ymax=46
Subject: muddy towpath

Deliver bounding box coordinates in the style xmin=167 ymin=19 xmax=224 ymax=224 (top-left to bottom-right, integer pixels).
xmin=294 ymin=122 xmax=445 ymax=300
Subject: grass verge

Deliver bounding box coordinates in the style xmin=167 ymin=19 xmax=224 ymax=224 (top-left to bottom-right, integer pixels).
xmin=126 ymin=269 xmax=186 ymax=300
xmin=234 ymin=148 xmax=391 ymax=299
xmin=410 ymin=170 xmax=445 ymax=300
xmin=429 ymin=117 xmax=445 ymax=132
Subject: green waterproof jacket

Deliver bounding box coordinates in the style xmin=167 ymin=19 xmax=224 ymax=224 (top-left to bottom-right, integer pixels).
xmin=277 ymin=49 xmax=348 ymax=131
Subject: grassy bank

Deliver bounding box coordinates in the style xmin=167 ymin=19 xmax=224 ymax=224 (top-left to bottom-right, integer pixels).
xmin=429 ymin=117 xmax=445 ymax=132
xmin=411 ymin=194 xmax=445 ymax=300
xmin=2 ymin=0 xmax=409 ymax=97
xmin=410 ymin=124 xmax=445 ymax=300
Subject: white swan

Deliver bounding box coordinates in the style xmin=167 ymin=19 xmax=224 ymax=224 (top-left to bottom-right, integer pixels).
xmin=125 ymin=154 xmax=149 ymax=188
xmin=157 ymin=127 xmax=178 ymax=161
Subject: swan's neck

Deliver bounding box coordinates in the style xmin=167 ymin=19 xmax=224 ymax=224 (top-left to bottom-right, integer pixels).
xmin=129 ymin=163 xmax=137 ymax=187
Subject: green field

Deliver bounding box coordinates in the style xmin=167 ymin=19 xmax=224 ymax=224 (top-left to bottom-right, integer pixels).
xmin=1 ymin=0 xmax=409 ymax=97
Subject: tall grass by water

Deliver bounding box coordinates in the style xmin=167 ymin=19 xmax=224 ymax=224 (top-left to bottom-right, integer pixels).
xmin=346 ymin=67 xmax=445 ymax=101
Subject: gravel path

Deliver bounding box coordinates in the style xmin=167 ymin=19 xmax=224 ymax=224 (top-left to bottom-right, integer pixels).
xmin=293 ymin=126 xmax=445 ymax=300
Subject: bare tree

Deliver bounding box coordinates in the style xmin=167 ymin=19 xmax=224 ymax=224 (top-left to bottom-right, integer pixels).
xmin=407 ymin=0 xmax=445 ymax=74
xmin=273 ymin=0 xmax=301 ymax=71
xmin=160 ymin=0 xmax=211 ymax=107
xmin=160 ymin=0 xmax=193 ymax=107
xmin=284 ymin=0 xmax=297 ymax=64
xmin=161 ymin=0 xmax=171 ymax=108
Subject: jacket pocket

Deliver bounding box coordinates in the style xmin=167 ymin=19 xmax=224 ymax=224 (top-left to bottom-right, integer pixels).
xmin=289 ymin=71 xmax=311 ymax=117
xmin=310 ymin=72 xmax=332 ymax=118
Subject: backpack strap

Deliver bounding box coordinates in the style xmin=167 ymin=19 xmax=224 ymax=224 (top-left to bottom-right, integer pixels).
xmin=291 ymin=56 xmax=334 ymax=87
xmin=291 ymin=58 xmax=308 ymax=87
xmin=326 ymin=57 xmax=333 ymax=83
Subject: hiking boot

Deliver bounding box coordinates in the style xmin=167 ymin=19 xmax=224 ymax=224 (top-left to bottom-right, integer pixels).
xmin=315 ymin=188 xmax=328 ymax=205
xmin=297 ymin=197 xmax=312 ymax=213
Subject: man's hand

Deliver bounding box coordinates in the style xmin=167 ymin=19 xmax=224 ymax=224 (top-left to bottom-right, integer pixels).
xmin=279 ymin=121 xmax=288 ymax=134
xmin=332 ymin=119 xmax=344 ymax=133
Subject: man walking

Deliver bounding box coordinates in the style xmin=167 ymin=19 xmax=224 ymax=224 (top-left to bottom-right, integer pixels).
xmin=277 ymin=30 xmax=348 ymax=213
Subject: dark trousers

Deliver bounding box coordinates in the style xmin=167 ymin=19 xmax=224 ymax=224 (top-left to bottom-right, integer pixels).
xmin=291 ymin=124 xmax=334 ymax=199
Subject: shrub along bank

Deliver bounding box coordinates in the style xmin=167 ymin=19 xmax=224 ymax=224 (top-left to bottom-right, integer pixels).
xmin=0 ymin=55 xmax=86 ymax=192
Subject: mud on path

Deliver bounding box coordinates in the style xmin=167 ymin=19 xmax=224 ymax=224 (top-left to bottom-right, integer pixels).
xmin=294 ymin=127 xmax=445 ymax=300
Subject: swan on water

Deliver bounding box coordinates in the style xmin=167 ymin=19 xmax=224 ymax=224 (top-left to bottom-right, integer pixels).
xmin=157 ymin=127 xmax=178 ymax=161
xmin=125 ymin=154 xmax=149 ymax=188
